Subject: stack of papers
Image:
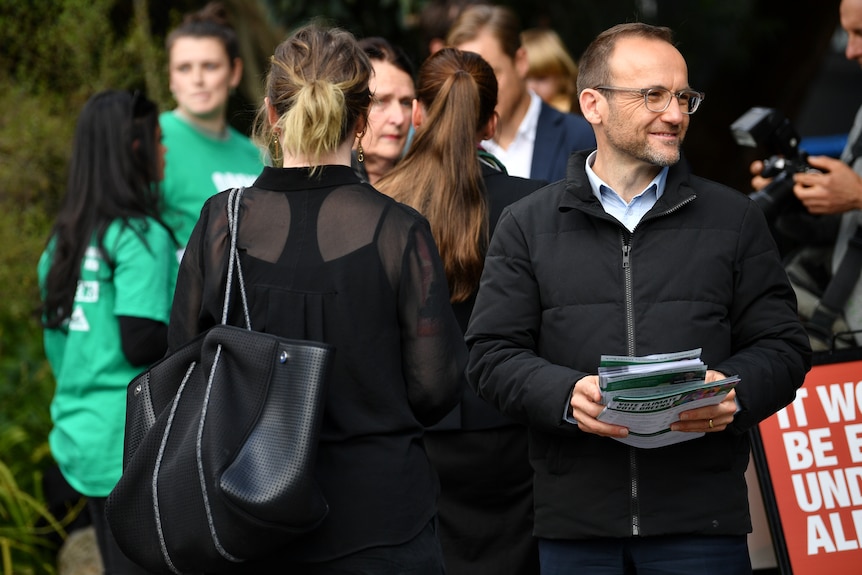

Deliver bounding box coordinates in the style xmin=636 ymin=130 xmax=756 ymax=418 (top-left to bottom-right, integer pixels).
xmin=596 ymin=348 xmax=739 ymax=448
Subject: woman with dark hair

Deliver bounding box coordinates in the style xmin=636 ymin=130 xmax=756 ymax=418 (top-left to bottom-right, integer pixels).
xmin=377 ymin=47 xmax=546 ymax=575
xmin=160 ymin=1 xmax=263 ymax=250
xmin=353 ymin=36 xmax=416 ymax=184
xmin=39 ymin=90 xmax=176 ymax=575
xmin=168 ymin=23 xmax=465 ymax=574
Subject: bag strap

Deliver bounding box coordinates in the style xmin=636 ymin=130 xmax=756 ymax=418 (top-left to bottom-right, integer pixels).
xmin=807 ymin=124 xmax=862 ymax=336
xmin=221 ymin=187 xmax=252 ymax=330
xmin=808 ymin=225 xmax=862 ymax=332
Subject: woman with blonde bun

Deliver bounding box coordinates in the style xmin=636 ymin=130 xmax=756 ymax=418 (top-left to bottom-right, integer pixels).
xmin=168 ymin=23 xmax=465 ymax=574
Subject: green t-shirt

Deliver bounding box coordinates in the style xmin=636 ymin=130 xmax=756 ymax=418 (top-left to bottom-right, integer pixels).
xmin=38 ymin=218 xmax=178 ymax=497
xmin=160 ymin=111 xmax=264 ymax=248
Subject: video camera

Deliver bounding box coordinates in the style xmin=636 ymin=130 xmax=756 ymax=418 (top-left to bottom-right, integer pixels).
xmin=730 ymin=106 xmax=815 ymax=220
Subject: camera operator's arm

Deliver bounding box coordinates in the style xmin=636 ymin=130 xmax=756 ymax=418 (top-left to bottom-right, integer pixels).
xmin=793 ymin=155 xmax=862 ymax=214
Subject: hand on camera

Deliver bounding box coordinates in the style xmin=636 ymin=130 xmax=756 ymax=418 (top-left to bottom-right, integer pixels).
xmin=792 ymin=155 xmax=862 ymax=215
xmin=749 ymin=159 xmax=771 ymax=191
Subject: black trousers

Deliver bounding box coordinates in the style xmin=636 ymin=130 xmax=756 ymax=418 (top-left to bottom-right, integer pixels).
xmin=88 ymin=497 xmax=157 ymax=575
xmin=267 ymin=518 xmax=445 ymax=575
xmin=424 ymin=426 xmax=540 ymax=575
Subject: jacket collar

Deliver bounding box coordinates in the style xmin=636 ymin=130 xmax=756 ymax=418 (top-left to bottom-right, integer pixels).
xmin=559 ymin=150 xmax=696 ymax=219
xmin=252 ymin=165 xmax=361 ymax=192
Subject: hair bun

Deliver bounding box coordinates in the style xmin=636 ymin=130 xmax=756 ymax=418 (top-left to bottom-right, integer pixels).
xmin=185 ymin=1 xmax=230 ymax=28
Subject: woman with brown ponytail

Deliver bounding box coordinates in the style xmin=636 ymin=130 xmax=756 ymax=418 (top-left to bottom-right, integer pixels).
xmin=378 ymin=47 xmax=546 ymax=575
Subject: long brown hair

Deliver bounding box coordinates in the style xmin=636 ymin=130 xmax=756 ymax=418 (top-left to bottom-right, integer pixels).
xmin=377 ymin=48 xmax=497 ymax=303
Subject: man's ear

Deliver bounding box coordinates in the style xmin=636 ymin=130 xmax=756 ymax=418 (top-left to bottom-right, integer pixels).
xmin=579 ymin=88 xmax=603 ymax=125
xmin=480 ymin=111 xmax=498 ymax=141
xmin=412 ymin=99 xmax=424 ymax=130
xmin=514 ymin=46 xmax=530 ymax=80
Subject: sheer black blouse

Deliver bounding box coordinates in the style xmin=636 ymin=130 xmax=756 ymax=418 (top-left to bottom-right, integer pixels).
xmin=168 ymin=165 xmax=466 ymax=562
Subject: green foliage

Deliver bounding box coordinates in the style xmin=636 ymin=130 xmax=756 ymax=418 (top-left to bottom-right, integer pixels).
xmin=0 ymin=0 xmax=167 ymax=571
xmin=0 ymin=0 xmax=839 ymax=573
xmin=0 ymin=144 xmax=66 ymax=575
xmin=263 ymin=0 xmax=424 ymax=58
xmin=0 ymin=428 xmax=69 ymax=575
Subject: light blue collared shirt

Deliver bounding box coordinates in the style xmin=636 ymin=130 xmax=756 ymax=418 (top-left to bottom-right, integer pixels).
xmin=584 ymin=150 xmax=668 ymax=231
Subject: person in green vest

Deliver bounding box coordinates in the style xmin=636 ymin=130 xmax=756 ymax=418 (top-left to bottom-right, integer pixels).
xmin=160 ymin=1 xmax=264 ymax=252
xmin=39 ymin=90 xmax=176 ymax=574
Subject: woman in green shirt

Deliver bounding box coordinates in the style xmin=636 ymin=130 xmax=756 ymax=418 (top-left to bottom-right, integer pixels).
xmin=39 ymin=90 xmax=177 ymax=575
xmin=160 ymin=1 xmax=264 ymax=250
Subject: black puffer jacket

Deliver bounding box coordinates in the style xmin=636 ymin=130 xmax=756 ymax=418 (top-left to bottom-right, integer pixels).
xmin=466 ymin=150 xmax=811 ymax=539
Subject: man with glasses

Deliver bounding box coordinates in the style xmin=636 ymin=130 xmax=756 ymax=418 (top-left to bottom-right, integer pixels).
xmin=465 ymin=22 xmax=811 ymax=575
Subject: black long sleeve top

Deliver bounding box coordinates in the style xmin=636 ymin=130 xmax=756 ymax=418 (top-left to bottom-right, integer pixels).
xmin=168 ymin=165 xmax=466 ymax=563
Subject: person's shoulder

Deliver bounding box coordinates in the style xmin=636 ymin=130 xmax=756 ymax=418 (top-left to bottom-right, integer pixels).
xmin=159 ymin=110 xmax=182 ymax=131
xmin=118 ymin=216 xmax=174 ymax=240
xmin=538 ymin=102 xmax=594 ymax=146
xmin=367 ymin=183 xmax=426 ymax=222
xmin=483 ymin=167 xmax=546 ymax=200
xmin=539 ymin=101 xmax=587 ymax=128
xmin=499 ymin=177 xmax=564 ymax=219
xmin=350 ymin=182 xmax=433 ymax=234
xmin=159 ymin=111 xmax=199 ymax=146
xmin=678 ymin=172 xmax=761 ymax=227
xmin=193 ymin=187 xmax=234 ymax=222
xmin=226 ymin=127 xmax=264 ymax=165
xmin=101 ymin=217 xmax=173 ymax=257
xmin=226 ymin=124 xmax=258 ymax=147
xmin=688 ymin=173 xmax=750 ymax=205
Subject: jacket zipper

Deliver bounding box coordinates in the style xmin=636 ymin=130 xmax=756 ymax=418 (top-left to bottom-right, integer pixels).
xmin=619 ymin=194 xmax=695 ymax=537
xmin=621 ymin=234 xmax=640 ymax=536
xmin=621 ymin=239 xmax=635 ymax=356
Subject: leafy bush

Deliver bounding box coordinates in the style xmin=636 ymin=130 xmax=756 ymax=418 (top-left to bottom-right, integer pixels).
xmin=0 ymin=0 xmax=164 ymax=570
xmin=0 ymin=430 xmax=65 ymax=575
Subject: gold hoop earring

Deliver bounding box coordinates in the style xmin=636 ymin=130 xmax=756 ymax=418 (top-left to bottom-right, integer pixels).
xmin=356 ymin=138 xmax=364 ymax=163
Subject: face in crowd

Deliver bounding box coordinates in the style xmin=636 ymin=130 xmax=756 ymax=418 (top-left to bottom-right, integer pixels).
xmin=169 ymin=35 xmax=242 ymax=123
xmin=454 ymin=29 xmax=528 ymax=136
xmin=586 ymin=35 xmax=698 ymax=171
xmin=364 ymin=58 xmax=416 ymax=173
xmin=843 ymin=0 xmax=862 ymax=66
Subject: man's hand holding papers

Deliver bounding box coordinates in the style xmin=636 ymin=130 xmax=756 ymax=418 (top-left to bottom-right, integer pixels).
xmin=569 ymin=349 xmax=739 ymax=448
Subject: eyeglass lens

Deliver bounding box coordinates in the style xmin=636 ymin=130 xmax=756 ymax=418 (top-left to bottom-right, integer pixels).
xmin=645 ymin=89 xmax=702 ymax=114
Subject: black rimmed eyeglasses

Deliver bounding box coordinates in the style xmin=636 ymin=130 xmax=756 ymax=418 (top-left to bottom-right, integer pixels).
xmin=593 ymin=86 xmax=705 ymax=115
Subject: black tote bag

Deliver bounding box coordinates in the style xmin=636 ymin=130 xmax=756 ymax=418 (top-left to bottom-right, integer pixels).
xmin=106 ymin=188 xmax=333 ymax=574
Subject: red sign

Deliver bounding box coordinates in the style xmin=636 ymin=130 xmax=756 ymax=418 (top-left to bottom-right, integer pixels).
xmin=757 ymin=359 xmax=862 ymax=574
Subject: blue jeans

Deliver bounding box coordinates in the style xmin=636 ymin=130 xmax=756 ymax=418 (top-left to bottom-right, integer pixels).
xmin=539 ymin=535 xmax=752 ymax=575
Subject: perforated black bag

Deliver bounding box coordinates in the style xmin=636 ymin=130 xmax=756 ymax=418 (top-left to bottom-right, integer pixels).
xmin=106 ymin=188 xmax=333 ymax=574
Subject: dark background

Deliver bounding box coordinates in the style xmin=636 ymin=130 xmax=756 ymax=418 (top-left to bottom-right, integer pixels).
xmin=1 ymin=2 xmax=859 ymax=571
xmin=158 ymin=0 xmax=862 ymax=193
